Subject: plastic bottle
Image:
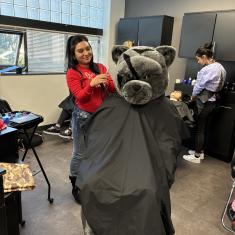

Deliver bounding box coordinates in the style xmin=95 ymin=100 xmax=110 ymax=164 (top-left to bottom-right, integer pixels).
xmin=175 ymin=79 xmax=181 ymax=84
xmin=187 ymin=77 xmax=192 ymax=85
xmin=2 ymin=114 xmax=10 ymax=125
xmin=191 ymin=79 xmax=196 ymax=86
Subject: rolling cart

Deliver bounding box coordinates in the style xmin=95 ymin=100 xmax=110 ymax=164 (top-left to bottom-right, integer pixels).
xmin=8 ymin=111 xmax=54 ymax=204
xmin=221 ymin=152 xmax=235 ymax=233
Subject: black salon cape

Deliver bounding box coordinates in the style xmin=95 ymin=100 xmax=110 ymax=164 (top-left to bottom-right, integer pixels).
xmin=76 ymin=94 xmax=189 ymax=235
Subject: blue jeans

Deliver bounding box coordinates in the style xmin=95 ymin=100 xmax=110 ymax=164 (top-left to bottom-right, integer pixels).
xmin=70 ymin=106 xmax=91 ymax=177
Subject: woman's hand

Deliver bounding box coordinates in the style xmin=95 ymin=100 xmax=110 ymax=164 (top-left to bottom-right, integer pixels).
xmin=90 ymin=74 xmax=108 ymax=87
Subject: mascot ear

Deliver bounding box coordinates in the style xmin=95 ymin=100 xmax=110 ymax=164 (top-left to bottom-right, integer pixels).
xmin=112 ymin=45 xmax=129 ymax=64
xmin=156 ymin=46 xmax=176 ymax=67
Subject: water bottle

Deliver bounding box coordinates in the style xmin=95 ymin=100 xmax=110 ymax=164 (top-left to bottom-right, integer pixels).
xmin=187 ymin=77 xmax=192 ymax=85
xmin=175 ymin=79 xmax=181 ymax=84
xmin=191 ymin=79 xmax=196 ymax=86
xmin=2 ymin=114 xmax=10 ymax=125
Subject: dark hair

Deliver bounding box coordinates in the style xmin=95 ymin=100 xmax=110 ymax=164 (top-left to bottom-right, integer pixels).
xmin=66 ymin=34 xmax=100 ymax=74
xmin=195 ymin=42 xmax=213 ymax=58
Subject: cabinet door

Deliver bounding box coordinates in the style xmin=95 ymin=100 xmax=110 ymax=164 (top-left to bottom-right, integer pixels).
xmin=138 ymin=16 xmax=163 ymax=47
xmin=0 ymin=127 xmax=19 ymax=163
xmin=213 ymin=12 xmax=235 ymax=61
xmin=179 ymin=13 xmax=216 ymax=58
xmin=117 ymin=18 xmax=139 ymax=45
xmin=205 ymin=106 xmax=235 ymax=162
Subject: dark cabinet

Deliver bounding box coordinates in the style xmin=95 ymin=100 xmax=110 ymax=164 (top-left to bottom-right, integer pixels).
xmin=117 ymin=17 xmax=139 ymax=46
xmin=0 ymin=127 xmax=21 ymax=235
xmin=179 ymin=10 xmax=235 ymax=61
xmin=179 ymin=13 xmax=216 ymax=58
xmin=0 ymin=127 xmax=19 ymax=163
xmin=213 ymin=12 xmax=235 ymax=61
xmin=205 ymin=104 xmax=235 ymax=162
xmin=117 ymin=15 xmax=174 ymax=47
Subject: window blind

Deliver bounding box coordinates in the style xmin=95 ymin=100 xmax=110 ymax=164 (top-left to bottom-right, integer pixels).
xmin=27 ymin=29 xmax=66 ymax=72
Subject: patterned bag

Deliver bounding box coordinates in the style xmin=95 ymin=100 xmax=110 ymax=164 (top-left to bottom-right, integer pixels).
xmin=0 ymin=162 xmax=35 ymax=192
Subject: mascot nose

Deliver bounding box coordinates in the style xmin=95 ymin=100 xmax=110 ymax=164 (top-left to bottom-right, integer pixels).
xmin=132 ymin=84 xmax=142 ymax=92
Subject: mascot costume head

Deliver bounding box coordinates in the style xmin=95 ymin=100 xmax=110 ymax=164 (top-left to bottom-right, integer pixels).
xmin=76 ymin=45 xmax=188 ymax=235
xmin=112 ymin=45 xmax=175 ymax=105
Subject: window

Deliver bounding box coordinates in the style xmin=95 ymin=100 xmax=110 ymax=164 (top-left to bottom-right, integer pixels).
xmin=14 ymin=5 xmax=27 ymax=18
xmin=0 ymin=30 xmax=25 ymax=69
xmin=0 ymin=0 xmax=106 ymax=73
xmin=0 ymin=0 xmax=105 ymax=29
xmin=0 ymin=27 xmax=102 ymax=73
xmin=26 ymin=30 xmax=102 ymax=72
xmin=39 ymin=0 xmax=49 ymax=10
xmin=27 ymin=30 xmax=66 ymax=72
xmin=27 ymin=8 xmax=39 ymax=20
xmin=1 ymin=3 xmax=14 ymax=16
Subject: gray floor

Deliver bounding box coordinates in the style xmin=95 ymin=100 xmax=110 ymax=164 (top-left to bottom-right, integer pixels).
xmin=19 ymin=134 xmax=233 ymax=235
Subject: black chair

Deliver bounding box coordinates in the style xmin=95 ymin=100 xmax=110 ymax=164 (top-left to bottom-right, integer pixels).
xmin=0 ymin=99 xmax=12 ymax=114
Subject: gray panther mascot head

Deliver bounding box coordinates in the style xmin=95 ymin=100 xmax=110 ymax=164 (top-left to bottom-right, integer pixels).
xmin=112 ymin=45 xmax=176 ymax=105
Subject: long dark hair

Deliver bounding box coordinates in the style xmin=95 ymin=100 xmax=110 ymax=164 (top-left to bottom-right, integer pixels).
xmin=66 ymin=34 xmax=100 ymax=75
xmin=195 ymin=42 xmax=214 ymax=58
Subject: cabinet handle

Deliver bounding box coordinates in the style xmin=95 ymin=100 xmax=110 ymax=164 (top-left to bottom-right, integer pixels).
xmin=212 ymin=41 xmax=216 ymax=54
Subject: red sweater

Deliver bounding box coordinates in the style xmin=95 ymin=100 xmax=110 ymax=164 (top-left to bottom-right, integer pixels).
xmin=66 ymin=64 xmax=116 ymax=113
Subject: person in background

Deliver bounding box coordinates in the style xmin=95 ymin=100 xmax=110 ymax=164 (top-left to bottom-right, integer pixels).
xmin=123 ymin=40 xmax=135 ymax=48
xmin=169 ymin=90 xmax=194 ymax=123
xmin=66 ymin=35 xmax=116 ymax=203
xmin=183 ymin=42 xmax=226 ymax=164
xmin=43 ymin=94 xmax=74 ymax=139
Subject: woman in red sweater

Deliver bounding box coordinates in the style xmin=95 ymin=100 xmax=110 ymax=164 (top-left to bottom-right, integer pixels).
xmin=66 ymin=35 xmax=116 ymax=203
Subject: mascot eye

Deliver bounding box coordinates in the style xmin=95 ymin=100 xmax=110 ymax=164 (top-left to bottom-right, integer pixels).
xmin=144 ymin=75 xmax=151 ymax=81
xmin=117 ymin=74 xmax=132 ymax=88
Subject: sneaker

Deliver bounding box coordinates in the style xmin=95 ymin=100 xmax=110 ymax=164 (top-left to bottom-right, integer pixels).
xmin=59 ymin=127 xmax=72 ymax=139
xmin=188 ymin=150 xmax=204 ymax=160
xmin=43 ymin=125 xmax=60 ymax=135
xmin=183 ymin=154 xmax=201 ymax=163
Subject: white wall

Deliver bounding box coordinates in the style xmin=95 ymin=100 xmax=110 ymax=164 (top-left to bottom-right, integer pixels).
xmin=0 ymin=0 xmax=125 ymax=125
xmin=0 ymin=74 xmax=69 ymax=125
xmin=124 ymin=0 xmax=235 ymax=94
xmin=106 ymin=0 xmax=125 ymax=75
